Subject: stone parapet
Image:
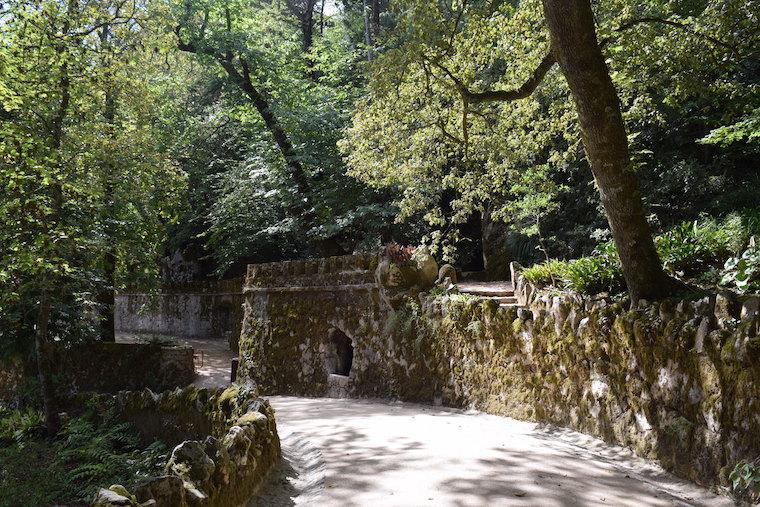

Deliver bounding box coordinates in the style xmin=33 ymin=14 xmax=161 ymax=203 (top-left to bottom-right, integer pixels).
xmin=245 ymin=252 xmax=380 ymax=288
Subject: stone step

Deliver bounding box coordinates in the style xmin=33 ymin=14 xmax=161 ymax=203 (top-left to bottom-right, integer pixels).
xmin=456 ymin=281 xmax=514 ymax=297
xmin=461 ymin=290 xmax=515 ymax=298
xmin=499 ymin=302 xmax=521 ymax=308
xmin=490 ymin=296 xmax=518 ymax=304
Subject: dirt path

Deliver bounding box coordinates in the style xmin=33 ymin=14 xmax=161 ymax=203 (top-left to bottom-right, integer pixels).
xmin=251 ymin=396 xmax=731 ymax=507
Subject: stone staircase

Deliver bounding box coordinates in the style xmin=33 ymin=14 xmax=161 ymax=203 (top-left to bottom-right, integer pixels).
xmin=456 ymin=280 xmax=520 ymax=308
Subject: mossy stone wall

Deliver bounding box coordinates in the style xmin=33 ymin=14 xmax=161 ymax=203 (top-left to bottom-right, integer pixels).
xmin=91 ymin=383 xmax=280 ymax=507
xmin=238 ymin=256 xmax=760 ymax=487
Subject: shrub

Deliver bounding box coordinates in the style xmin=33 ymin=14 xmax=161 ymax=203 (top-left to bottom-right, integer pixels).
xmin=721 ymin=242 xmax=760 ymax=294
xmin=521 ymin=212 xmax=760 ymax=296
xmin=522 ymin=243 xmax=623 ymax=295
xmin=655 ymin=218 xmax=731 ymax=276
xmin=564 ymin=242 xmax=624 ymax=294
xmin=522 ymin=259 xmax=570 ymax=287
xmin=729 ymin=457 xmax=760 ymax=504
xmin=0 ymin=408 xmax=43 ymax=443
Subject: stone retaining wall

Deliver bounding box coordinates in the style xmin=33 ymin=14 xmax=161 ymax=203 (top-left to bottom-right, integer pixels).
xmin=115 ymin=277 xmax=244 ymax=346
xmin=238 ymin=256 xmax=760 ymax=487
xmin=1 ymin=343 xmax=195 ymax=407
xmin=92 ymin=383 xmax=280 ymax=507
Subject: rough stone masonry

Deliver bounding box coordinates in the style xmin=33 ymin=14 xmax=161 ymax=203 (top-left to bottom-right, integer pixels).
xmin=238 ymin=251 xmax=760 ymax=488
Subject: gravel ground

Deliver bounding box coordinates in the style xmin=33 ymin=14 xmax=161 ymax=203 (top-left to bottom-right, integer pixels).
xmin=250 ymin=396 xmax=733 ymax=507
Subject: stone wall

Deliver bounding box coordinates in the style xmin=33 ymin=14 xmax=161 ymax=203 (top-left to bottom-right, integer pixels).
xmin=239 ymin=253 xmax=390 ymax=396
xmin=91 ymin=383 xmax=280 ymax=507
xmin=1 ymin=343 xmax=195 ymax=407
xmin=54 ymin=342 xmax=195 ymax=396
xmin=115 ymin=278 xmax=244 ymax=346
xmin=238 ymin=256 xmax=760 ymax=487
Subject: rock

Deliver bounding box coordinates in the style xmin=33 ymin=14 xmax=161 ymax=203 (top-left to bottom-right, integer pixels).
xmin=714 ymin=292 xmax=736 ymax=324
xmin=517 ymin=307 xmax=532 ymax=322
xmin=93 ymin=488 xmax=134 ymax=507
xmin=436 ymin=264 xmax=457 ymax=284
xmin=167 ymin=441 xmax=215 ymax=483
xmin=741 ymin=296 xmax=760 ymax=321
xmin=442 ymin=276 xmax=457 ymax=293
xmin=694 ymin=317 xmax=710 ymax=354
xmin=375 ymin=258 xmax=404 ymax=287
xmin=135 ymin=475 xmax=186 ymax=507
xmin=411 ymin=246 xmax=438 ymax=287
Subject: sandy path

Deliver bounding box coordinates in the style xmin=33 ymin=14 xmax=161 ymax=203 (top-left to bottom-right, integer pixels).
xmin=251 ymin=396 xmax=732 ymax=507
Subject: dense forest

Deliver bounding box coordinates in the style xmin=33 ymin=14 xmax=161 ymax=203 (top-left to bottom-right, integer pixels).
xmin=1 ymin=0 xmax=759 ymax=503
xmin=3 ymin=0 xmax=758 ymax=350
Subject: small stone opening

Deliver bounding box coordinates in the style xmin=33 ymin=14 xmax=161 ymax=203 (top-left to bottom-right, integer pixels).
xmin=326 ymin=328 xmax=353 ymax=376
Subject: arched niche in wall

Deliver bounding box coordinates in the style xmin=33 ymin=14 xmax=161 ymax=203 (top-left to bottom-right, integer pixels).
xmin=324 ymin=327 xmax=354 ymax=377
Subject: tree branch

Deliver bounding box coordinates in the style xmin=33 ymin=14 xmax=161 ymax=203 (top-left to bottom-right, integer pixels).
xmin=433 ymin=50 xmax=556 ymax=105
xmin=608 ymin=16 xmax=736 ymax=52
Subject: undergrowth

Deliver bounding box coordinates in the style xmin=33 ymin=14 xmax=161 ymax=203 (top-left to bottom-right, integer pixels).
xmin=0 ymin=399 xmax=168 ymax=506
xmin=522 ymin=211 xmax=760 ymax=295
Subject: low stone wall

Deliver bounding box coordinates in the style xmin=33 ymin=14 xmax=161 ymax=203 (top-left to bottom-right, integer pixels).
xmin=1 ymin=343 xmax=195 ymax=407
xmin=54 ymin=342 xmax=195 ymax=396
xmin=239 ymin=257 xmax=760 ymax=487
xmin=116 ymin=278 xmax=244 ymax=346
xmin=92 ymin=383 xmax=280 ymax=507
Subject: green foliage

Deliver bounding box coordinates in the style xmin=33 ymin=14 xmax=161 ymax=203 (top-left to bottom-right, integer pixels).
xmin=522 ymin=259 xmax=571 ymax=287
xmin=0 ymin=0 xmax=185 ymax=356
xmin=524 ymin=213 xmax=760 ymax=295
xmin=655 ymin=218 xmax=732 ymax=276
xmin=0 ymin=401 xmax=168 ymax=505
xmin=0 ymin=408 xmax=44 ymax=443
xmin=340 ymin=0 xmax=759 ymax=261
xmin=721 ymin=243 xmax=760 ymax=294
xmin=729 ymin=458 xmax=760 ymax=503
xmin=563 ymin=243 xmax=625 ymax=295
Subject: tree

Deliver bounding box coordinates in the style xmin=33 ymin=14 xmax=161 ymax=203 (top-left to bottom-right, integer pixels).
xmin=540 ymin=0 xmax=670 ymax=301
xmin=0 ymin=0 xmax=184 ymax=432
xmin=342 ymin=0 xmax=752 ymax=302
xmin=174 ymin=1 xmax=316 ymax=224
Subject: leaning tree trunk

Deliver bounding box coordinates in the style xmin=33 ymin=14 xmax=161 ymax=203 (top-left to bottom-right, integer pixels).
xmin=363 ymin=0 xmax=373 ymax=60
xmin=542 ymin=0 xmax=671 ymax=303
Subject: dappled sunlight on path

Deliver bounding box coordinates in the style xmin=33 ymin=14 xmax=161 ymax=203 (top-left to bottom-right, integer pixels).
xmin=253 ymin=397 xmax=731 ymax=506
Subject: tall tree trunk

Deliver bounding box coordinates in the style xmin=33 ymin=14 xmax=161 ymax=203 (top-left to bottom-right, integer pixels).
xmin=35 ymin=289 xmax=60 ymax=434
xmin=371 ymin=0 xmax=380 ymax=39
xmin=319 ymin=0 xmax=325 ymax=35
xmin=363 ymin=0 xmax=373 ymax=60
xmin=35 ymin=0 xmax=78 ymax=435
xmin=301 ymin=0 xmax=314 ymax=52
xmin=98 ymin=24 xmax=116 ymax=342
xmin=542 ymin=0 xmax=670 ymax=303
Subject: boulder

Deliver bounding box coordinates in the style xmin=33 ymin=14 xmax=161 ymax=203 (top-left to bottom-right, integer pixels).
xmin=135 ymin=476 xmax=186 ymax=507
xmin=167 ymin=441 xmax=215 ymax=483
xmin=411 ymin=246 xmax=438 ymax=287
xmin=92 ymin=487 xmax=134 ymax=507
